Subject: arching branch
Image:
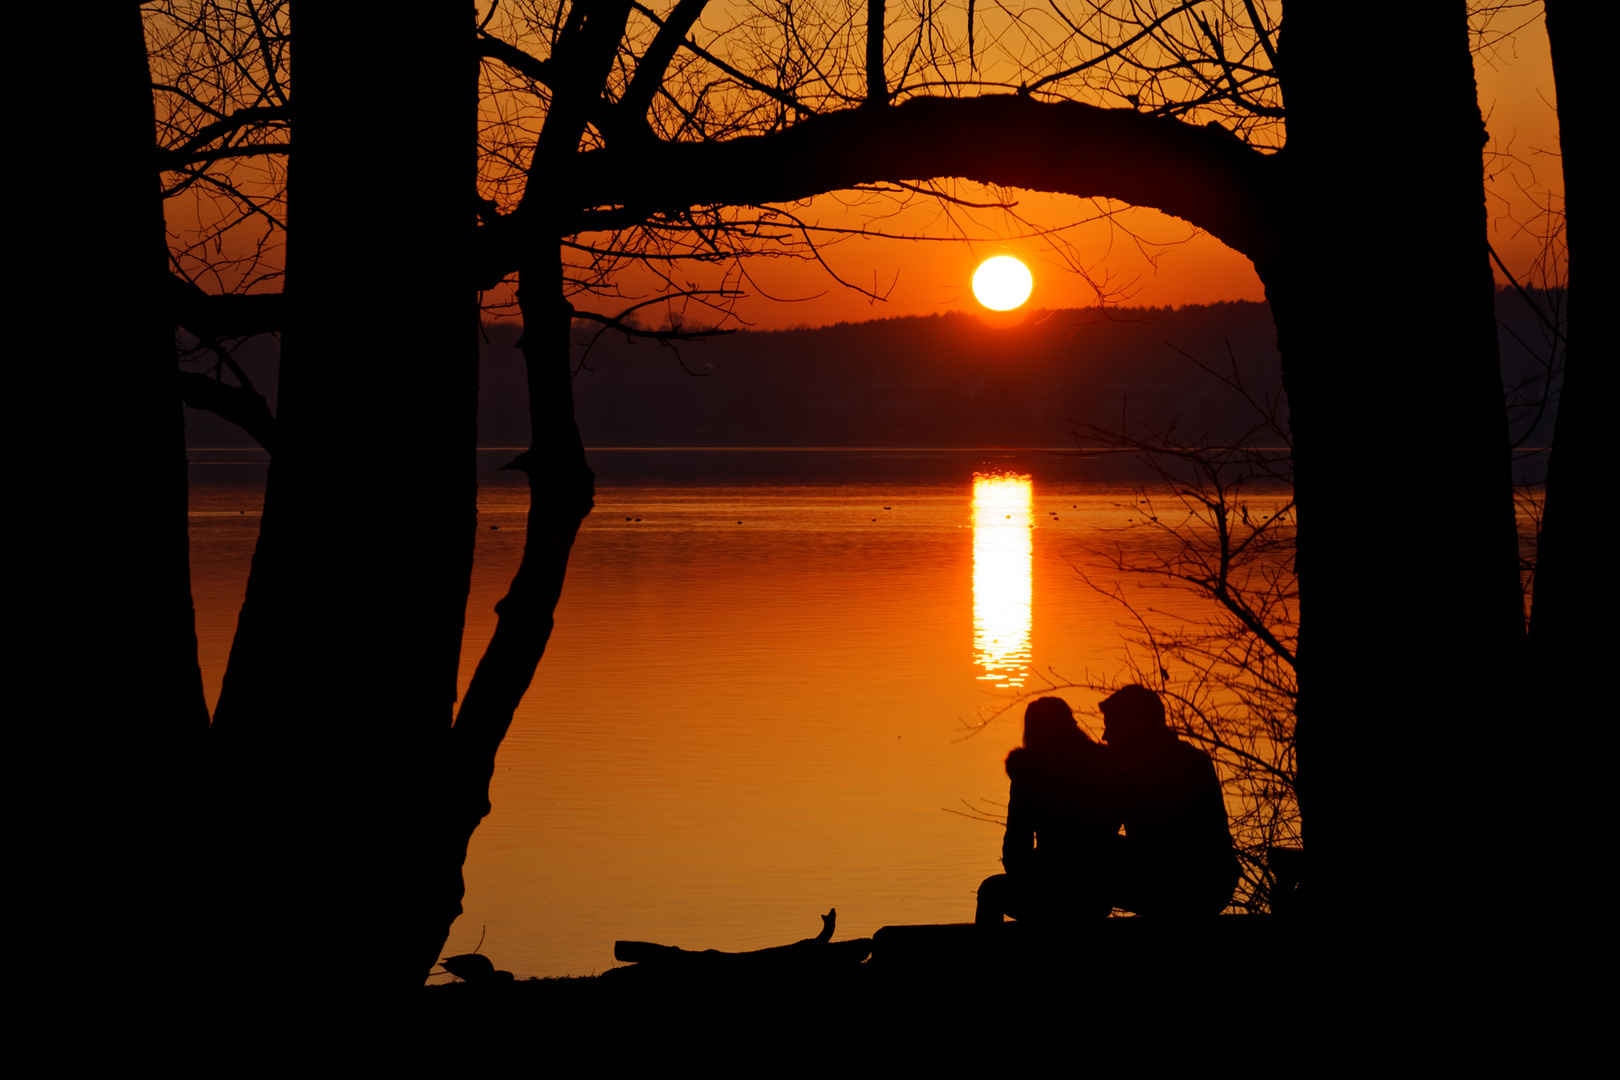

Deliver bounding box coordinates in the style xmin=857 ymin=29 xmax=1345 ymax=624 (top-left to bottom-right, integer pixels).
xmin=621 ymin=0 xmax=710 ymax=130
xmin=567 ymin=96 xmax=1280 ymax=261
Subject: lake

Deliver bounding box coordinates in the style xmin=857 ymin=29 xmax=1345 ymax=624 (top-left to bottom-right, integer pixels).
xmin=187 ymin=447 xmax=1282 ymax=977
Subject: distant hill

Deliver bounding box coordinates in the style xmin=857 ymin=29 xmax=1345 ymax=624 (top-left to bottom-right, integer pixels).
xmin=181 ymin=292 xmax=1562 ymax=452
xmin=491 ymin=302 xmax=1285 ymax=449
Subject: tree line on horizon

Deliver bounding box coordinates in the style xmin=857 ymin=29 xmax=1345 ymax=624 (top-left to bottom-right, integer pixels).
xmin=178 ymin=290 xmax=1562 ymax=454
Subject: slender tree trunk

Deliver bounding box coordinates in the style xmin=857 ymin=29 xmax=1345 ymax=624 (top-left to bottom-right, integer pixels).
xmin=412 ymin=0 xmax=628 ymax=971
xmin=208 ymin=5 xmax=475 ymax=994
xmin=428 ymin=256 xmax=596 ymax=965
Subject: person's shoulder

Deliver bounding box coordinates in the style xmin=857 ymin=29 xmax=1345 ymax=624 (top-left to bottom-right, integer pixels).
xmin=1173 ymin=738 xmax=1218 ymax=771
xmin=1005 ymin=745 xmax=1077 ymax=778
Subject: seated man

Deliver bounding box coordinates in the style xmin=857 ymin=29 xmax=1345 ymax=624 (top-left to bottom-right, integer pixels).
xmin=1101 ymin=685 xmax=1238 ymax=916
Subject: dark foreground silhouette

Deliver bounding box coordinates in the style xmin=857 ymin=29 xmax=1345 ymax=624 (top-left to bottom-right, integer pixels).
xmin=977 ymin=687 xmax=1238 ymax=922
xmin=411 ymin=914 xmax=1315 ymax=1068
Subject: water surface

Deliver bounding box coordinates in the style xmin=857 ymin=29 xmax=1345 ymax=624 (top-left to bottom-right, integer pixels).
xmin=187 ymin=448 xmax=1258 ymax=976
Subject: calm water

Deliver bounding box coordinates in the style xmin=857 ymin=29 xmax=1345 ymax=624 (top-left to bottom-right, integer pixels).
xmin=187 ymin=448 xmax=1268 ymax=977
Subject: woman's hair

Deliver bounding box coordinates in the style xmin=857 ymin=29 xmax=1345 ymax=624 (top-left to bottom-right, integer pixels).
xmin=1022 ymin=697 xmax=1093 ymax=751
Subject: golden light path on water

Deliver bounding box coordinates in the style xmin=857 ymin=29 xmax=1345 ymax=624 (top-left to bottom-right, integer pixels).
xmin=971 ymin=472 xmax=1033 ymax=688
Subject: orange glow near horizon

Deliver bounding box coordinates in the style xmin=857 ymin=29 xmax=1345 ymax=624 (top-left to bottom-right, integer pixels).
xmin=972 ymin=472 xmax=1033 ymax=689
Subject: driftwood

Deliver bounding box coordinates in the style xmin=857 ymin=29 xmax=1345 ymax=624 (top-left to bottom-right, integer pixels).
xmin=439 ymin=952 xmax=515 ymax=983
xmin=613 ymin=909 xmax=872 ymax=973
xmin=437 ymin=927 xmax=516 ymax=984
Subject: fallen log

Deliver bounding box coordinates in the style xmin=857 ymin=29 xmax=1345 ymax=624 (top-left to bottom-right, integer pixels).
xmin=613 ymin=909 xmax=872 ymax=973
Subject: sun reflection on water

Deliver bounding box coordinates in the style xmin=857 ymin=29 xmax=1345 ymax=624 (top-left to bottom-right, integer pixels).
xmin=972 ymin=472 xmax=1033 ymax=688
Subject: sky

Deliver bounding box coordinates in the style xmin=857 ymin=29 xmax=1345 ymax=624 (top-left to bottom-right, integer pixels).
xmin=689 ymin=10 xmax=1563 ymax=330
xmin=160 ymin=4 xmax=1564 ymax=333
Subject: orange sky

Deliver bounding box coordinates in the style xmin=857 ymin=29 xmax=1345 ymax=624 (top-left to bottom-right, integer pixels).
xmin=700 ymin=12 xmax=1563 ymax=330
xmin=162 ymin=8 xmax=1563 ymax=333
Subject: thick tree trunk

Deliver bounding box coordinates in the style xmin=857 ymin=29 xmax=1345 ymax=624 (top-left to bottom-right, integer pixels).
xmin=1272 ymin=6 xmax=1522 ymax=960
xmin=208 ymin=0 xmax=623 ymax=990
xmin=208 ymin=6 xmax=475 ymax=993
xmin=1527 ymin=6 xmax=1603 ymax=968
xmin=95 ymin=6 xmax=211 ymax=754
xmin=1531 ymin=3 xmax=1600 ymax=665
xmin=40 ymin=5 xmax=209 ymax=1003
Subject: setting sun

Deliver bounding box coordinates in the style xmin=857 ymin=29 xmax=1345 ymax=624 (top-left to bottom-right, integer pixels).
xmin=972 ymin=256 xmax=1034 ymax=311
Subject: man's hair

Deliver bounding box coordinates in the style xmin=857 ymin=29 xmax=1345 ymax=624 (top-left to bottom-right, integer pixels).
xmin=1099 ymin=684 xmax=1166 ymax=736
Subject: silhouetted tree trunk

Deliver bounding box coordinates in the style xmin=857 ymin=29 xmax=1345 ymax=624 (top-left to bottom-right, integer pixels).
xmin=428 ymin=0 xmax=630 ymax=969
xmin=98 ymin=7 xmax=211 ymax=739
xmin=44 ymin=4 xmax=208 ymax=1001
xmin=202 ymin=1 xmax=628 ymax=994
xmin=1528 ymin=6 xmax=1603 ymax=948
xmin=1267 ymin=8 xmax=1521 ymax=968
xmin=436 ymin=257 xmax=596 ymax=953
xmin=163 ymin=2 xmax=711 ymax=992
xmin=208 ymin=5 xmax=475 ymax=994
xmin=1531 ymin=3 xmax=1599 ymax=664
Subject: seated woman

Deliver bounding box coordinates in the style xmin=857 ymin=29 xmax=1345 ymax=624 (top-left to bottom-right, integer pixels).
xmin=976 ymin=697 xmax=1118 ymax=924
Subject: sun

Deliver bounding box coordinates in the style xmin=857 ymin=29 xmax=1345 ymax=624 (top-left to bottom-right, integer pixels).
xmin=972 ymin=256 xmax=1034 ymax=311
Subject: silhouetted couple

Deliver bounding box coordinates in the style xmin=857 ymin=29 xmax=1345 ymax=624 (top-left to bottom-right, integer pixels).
xmin=976 ymin=686 xmax=1238 ymax=923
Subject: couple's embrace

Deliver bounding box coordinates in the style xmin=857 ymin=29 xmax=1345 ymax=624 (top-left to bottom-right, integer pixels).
xmin=976 ymin=685 xmax=1238 ymax=923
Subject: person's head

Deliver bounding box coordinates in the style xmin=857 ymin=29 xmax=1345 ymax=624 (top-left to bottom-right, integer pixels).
xmin=1099 ymin=684 xmax=1167 ymax=747
xmin=1022 ymin=697 xmax=1090 ymax=752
